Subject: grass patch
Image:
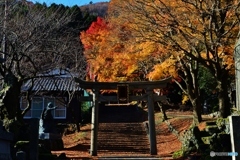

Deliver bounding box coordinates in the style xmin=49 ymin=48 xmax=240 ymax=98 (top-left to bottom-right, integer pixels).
xmin=73 ymin=132 xmax=87 ymax=141
xmin=155 ymin=112 xmax=164 ymax=125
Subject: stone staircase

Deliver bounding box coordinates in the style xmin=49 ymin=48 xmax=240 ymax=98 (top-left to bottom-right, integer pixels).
xmin=178 ymin=118 xmax=232 ymax=159
xmin=200 ymin=119 xmax=231 ymax=152
xmin=97 ymin=105 xmax=150 ymax=155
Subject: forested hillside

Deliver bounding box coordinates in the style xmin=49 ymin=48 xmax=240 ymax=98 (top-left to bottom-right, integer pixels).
xmin=80 ymin=2 xmax=108 ymax=17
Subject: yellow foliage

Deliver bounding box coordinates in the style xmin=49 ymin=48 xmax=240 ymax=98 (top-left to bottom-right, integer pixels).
xmin=148 ymin=58 xmax=178 ymax=80
xmin=182 ymin=93 xmax=189 ymax=105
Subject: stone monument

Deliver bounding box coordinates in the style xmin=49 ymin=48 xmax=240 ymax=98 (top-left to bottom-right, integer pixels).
xmin=38 ymin=102 xmax=63 ymax=150
xmin=39 ymin=102 xmax=58 ymax=134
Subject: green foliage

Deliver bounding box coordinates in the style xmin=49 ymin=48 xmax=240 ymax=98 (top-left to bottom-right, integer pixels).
xmin=198 ymin=66 xmax=219 ymax=112
xmin=14 ymin=141 xmax=29 ymax=150
xmin=3 ymin=118 xmax=22 ymax=140
xmin=81 ymin=101 xmax=91 ymax=123
xmin=70 ymin=5 xmax=83 ymax=20
xmin=179 ymin=126 xmax=203 ymax=153
xmin=0 ymin=84 xmax=10 ymax=96
xmin=207 ymin=118 xmax=231 ymax=153
xmin=172 ymin=150 xmax=184 ymax=159
xmin=198 ymin=66 xmax=217 ymax=97
xmin=82 ymin=12 xmax=98 ymax=29
xmin=12 ymin=3 xmax=29 ymax=17
xmin=35 ymin=2 xmax=47 ymax=8
xmin=175 ymin=118 xmax=231 ymax=159
xmin=216 ymin=118 xmax=230 ymax=134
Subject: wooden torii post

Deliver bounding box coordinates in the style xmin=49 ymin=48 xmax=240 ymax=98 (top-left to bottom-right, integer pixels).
xmin=74 ymin=77 xmax=171 ymax=156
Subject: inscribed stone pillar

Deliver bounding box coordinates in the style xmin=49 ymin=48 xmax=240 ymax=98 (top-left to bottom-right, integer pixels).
xmin=234 ymin=38 xmax=240 ymax=111
xmin=229 ymin=116 xmax=240 ymax=160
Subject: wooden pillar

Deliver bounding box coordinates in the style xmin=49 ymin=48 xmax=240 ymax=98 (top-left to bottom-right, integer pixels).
xmin=147 ymin=89 xmax=157 ymax=155
xmin=90 ymin=89 xmax=99 ymax=156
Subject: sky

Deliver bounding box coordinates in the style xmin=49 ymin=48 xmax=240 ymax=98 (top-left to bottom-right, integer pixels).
xmin=32 ymin=0 xmax=110 ymax=7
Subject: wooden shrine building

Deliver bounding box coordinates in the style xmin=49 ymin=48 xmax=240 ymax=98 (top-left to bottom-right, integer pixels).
xmin=74 ymin=77 xmax=171 ymax=156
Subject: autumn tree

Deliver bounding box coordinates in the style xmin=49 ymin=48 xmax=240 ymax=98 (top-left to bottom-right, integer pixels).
xmin=108 ymin=0 xmax=240 ymax=121
xmin=106 ymin=0 xmax=202 ymax=123
xmin=0 ymin=1 xmax=87 ymax=130
xmin=81 ymin=17 xmax=127 ymax=82
xmin=81 ymin=14 xmax=171 ymax=83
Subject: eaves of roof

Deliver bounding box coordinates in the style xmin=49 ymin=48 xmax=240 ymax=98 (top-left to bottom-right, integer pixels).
xmin=21 ymin=77 xmax=81 ymax=92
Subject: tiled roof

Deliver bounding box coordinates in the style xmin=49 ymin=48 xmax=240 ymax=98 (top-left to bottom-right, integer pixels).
xmin=21 ymin=77 xmax=81 ymax=92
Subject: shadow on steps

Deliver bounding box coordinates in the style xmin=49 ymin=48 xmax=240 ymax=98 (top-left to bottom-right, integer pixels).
xmin=98 ymin=105 xmax=150 ymax=155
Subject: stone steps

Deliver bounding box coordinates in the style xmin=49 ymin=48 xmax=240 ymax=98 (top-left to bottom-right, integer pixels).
xmin=97 ymin=105 xmax=149 ymax=155
xmin=200 ymin=119 xmax=231 ymax=152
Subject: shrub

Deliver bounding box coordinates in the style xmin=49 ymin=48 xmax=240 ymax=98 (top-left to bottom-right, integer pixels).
xmin=81 ymin=101 xmax=91 ymax=123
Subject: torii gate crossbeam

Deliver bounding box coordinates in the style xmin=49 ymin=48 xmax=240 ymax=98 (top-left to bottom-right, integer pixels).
xmin=74 ymin=77 xmax=171 ymax=156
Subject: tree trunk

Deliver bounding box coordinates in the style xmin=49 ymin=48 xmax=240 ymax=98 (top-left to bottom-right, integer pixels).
xmin=0 ymin=72 xmax=24 ymax=141
xmin=191 ymin=98 xmax=202 ymax=125
xmin=217 ymin=76 xmax=231 ymax=118
xmin=0 ymin=72 xmax=23 ymax=122
xmin=157 ymin=102 xmax=167 ymax=121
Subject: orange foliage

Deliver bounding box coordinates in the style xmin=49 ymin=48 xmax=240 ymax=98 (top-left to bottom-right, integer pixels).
xmin=80 ymin=17 xmax=150 ymax=82
xmin=112 ymin=0 xmax=238 ymax=81
xmin=80 ymin=11 xmax=169 ymax=82
xmin=81 ymin=0 xmax=239 ymax=84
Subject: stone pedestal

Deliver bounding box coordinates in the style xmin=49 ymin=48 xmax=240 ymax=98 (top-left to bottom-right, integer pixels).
xmin=0 ymin=121 xmax=13 ymax=160
xmin=29 ymin=118 xmax=39 ymax=160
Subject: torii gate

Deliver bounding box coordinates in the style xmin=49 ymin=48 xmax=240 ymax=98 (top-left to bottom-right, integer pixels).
xmin=74 ymin=77 xmax=171 ymax=156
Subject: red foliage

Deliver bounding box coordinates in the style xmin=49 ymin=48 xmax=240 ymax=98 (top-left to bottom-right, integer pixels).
xmin=86 ymin=17 xmax=108 ymax=34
